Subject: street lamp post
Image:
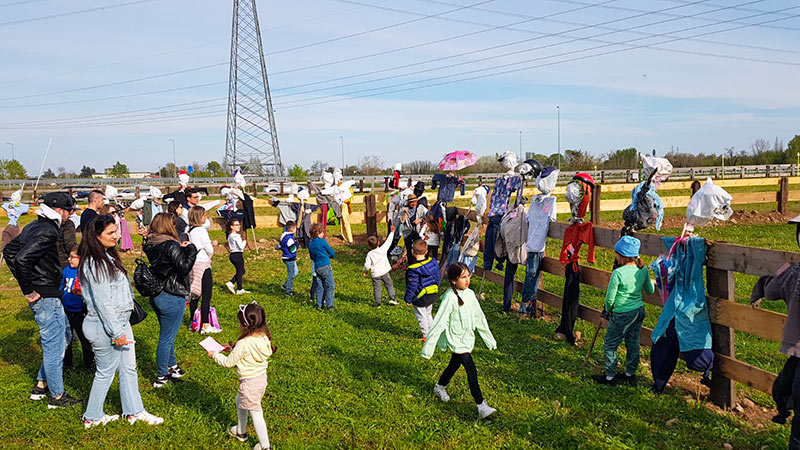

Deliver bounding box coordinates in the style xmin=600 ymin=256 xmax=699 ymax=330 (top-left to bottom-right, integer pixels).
xmin=519 ymin=131 xmax=522 ymax=161
xmin=6 ymin=142 xmax=14 ymax=160
xmin=168 ymin=139 xmax=176 ymax=177
xmin=340 ymin=136 xmax=344 ymax=169
xmin=556 ymin=106 xmax=561 ymax=171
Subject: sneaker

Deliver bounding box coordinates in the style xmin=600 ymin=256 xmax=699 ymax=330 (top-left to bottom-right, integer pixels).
xmin=477 ymin=400 xmax=497 ymax=419
xmin=591 ymin=374 xmax=618 ymax=386
xmin=225 ymin=281 xmax=236 ymax=294
xmin=618 ymin=373 xmax=637 ymax=387
xmin=84 ymin=414 xmax=119 ymax=429
xmin=126 ymin=410 xmax=164 ymax=426
xmin=253 ymin=444 xmax=270 ymax=450
xmin=153 ymin=375 xmax=183 ymax=388
xmin=433 ymin=384 xmax=450 ymax=402
xmin=554 ymin=332 xmax=567 ymax=341
xmin=47 ymin=392 xmax=81 ymax=409
xmin=700 ymin=375 xmax=712 ymax=388
xmin=387 ymin=300 xmax=399 ymax=306
xmin=168 ymin=364 xmax=186 ymax=379
xmin=236 ymin=289 xmax=252 ymax=295
xmin=30 ymin=384 xmax=49 ymax=401
xmin=228 ymin=425 xmax=249 ymax=442
xmin=201 ymin=327 xmax=222 ymax=335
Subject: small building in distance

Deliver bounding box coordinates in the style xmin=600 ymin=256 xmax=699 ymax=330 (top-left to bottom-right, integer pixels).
xmin=92 ymin=172 xmax=156 ymax=179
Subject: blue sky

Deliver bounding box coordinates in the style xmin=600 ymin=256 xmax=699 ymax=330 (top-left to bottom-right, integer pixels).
xmin=1 ymin=0 xmax=799 ymax=174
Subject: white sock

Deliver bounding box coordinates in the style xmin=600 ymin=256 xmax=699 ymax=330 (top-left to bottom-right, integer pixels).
xmin=250 ymin=411 xmax=270 ymax=449
xmin=625 ymin=372 xmax=634 ymax=377
xmin=237 ymin=407 xmax=248 ymax=435
xmin=606 ymin=376 xmax=614 ymax=381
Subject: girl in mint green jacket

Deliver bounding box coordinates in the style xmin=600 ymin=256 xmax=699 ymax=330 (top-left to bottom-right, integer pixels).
xmin=422 ymin=262 xmax=498 ymax=419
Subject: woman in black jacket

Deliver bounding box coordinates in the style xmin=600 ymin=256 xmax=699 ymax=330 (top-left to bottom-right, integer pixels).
xmin=143 ymin=213 xmax=196 ymax=388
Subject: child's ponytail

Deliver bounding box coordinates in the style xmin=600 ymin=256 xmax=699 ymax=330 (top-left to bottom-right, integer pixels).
xmin=446 ymin=262 xmax=469 ymax=306
xmin=237 ymin=302 xmax=278 ymax=353
xmin=636 ymin=257 xmax=644 ymax=269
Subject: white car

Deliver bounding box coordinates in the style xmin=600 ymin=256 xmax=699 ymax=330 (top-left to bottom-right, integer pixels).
xmin=117 ymin=185 xmax=153 ymax=201
xmin=263 ymin=183 xmax=297 ymax=194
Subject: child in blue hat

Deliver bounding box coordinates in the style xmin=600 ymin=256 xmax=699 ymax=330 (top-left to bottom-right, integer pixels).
xmin=592 ymin=235 xmax=654 ymax=386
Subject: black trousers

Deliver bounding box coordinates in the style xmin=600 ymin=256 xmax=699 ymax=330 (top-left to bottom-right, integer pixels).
xmin=189 ymin=267 xmax=213 ymax=324
xmin=790 ymin=356 xmax=800 ymax=450
xmin=64 ymin=309 xmax=94 ymax=368
xmin=428 ymin=245 xmax=439 ymax=261
xmin=405 ymin=232 xmax=421 ymax=262
xmin=229 ymin=252 xmax=246 ymax=290
xmin=437 ymin=352 xmax=484 ymax=404
xmin=774 ymin=356 xmax=797 ymax=424
xmin=556 ymin=263 xmax=580 ymax=343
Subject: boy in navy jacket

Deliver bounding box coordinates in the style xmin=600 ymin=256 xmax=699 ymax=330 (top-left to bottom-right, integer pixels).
xmin=280 ymin=221 xmax=299 ymax=296
xmin=61 ymin=249 xmax=94 ymax=370
xmin=405 ymin=240 xmax=441 ymax=340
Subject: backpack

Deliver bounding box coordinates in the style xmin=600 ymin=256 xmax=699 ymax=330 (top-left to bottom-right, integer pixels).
xmin=133 ymin=258 xmax=163 ymax=297
xmin=192 ymin=306 xmax=221 ymax=332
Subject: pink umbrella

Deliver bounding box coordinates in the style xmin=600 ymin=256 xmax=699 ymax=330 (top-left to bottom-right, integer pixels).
xmin=438 ymin=150 xmax=479 ymax=172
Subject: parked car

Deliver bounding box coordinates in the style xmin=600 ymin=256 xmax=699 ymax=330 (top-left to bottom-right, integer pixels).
xmin=262 ymin=183 xmax=298 ymax=194
xmin=117 ymin=185 xmax=153 ymax=200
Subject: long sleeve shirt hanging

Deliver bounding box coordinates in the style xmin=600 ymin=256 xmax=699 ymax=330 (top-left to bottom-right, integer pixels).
xmin=431 ymin=174 xmax=466 ymax=203
xmin=488 ymin=175 xmax=522 ymax=218
xmin=559 ymin=221 xmax=595 ymax=269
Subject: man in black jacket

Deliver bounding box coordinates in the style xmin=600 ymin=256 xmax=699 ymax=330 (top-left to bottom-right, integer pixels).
xmin=4 ymin=192 xmax=81 ymax=409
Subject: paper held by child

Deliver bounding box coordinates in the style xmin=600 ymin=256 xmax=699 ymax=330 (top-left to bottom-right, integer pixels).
xmin=199 ymin=337 xmax=225 ymax=353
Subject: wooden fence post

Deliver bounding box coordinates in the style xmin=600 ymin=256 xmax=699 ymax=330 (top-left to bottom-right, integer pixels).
xmin=690 ymin=168 xmax=695 ymax=180
xmin=252 ymin=181 xmax=258 ymax=197
xmin=625 ymin=170 xmax=631 ymax=182
xmin=778 ymin=177 xmax=789 ymax=214
xmin=134 ymin=186 xmax=140 ymax=198
xmin=365 ymin=194 xmax=377 ymax=238
xmin=740 ymin=167 xmax=745 ymax=178
xmin=766 ymin=165 xmax=771 ymax=178
xmin=384 ymin=177 xmax=389 ymax=192
xmin=279 ymin=182 xmax=284 ymax=195
xmin=600 ymin=171 xmax=605 ymax=184
xmin=708 ymin=266 xmax=737 ymax=409
xmin=359 ymin=179 xmax=364 ymax=193
xmin=590 ymin=184 xmax=602 ymax=225
xmin=691 ymin=180 xmax=701 ymax=195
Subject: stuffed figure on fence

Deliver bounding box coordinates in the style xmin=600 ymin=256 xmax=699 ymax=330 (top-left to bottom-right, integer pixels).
xmin=390 ymin=163 xmax=402 ymax=190
xmin=1 ymin=184 xmax=30 ymax=249
xmin=749 ymin=213 xmax=800 ymax=437
xmin=482 ymin=151 xmax=523 ymax=275
xmin=556 ymin=172 xmax=596 ymax=345
xmin=520 ymin=167 xmax=559 ymax=317
xmin=621 ymin=155 xmax=672 ymax=236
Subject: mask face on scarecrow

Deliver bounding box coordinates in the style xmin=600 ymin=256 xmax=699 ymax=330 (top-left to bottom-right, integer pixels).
xmin=297 ymin=187 xmax=310 ymax=201
xmin=178 ymin=171 xmax=190 ymax=188
xmin=566 ymin=173 xmax=595 ymax=221
xmin=322 ymin=171 xmax=334 ymax=187
xmin=498 ymin=151 xmax=519 ymax=172
xmin=471 ymin=185 xmax=488 ymax=218
xmin=519 ymin=159 xmax=542 ymax=181
xmin=394 ymin=163 xmax=401 ymax=172
xmin=233 ymin=170 xmax=246 ymax=189
xmin=104 ymin=185 xmax=117 ymax=204
xmin=149 ymin=186 xmax=163 ymax=201
xmin=10 ymin=186 xmax=22 ymax=204
xmin=333 ymin=168 xmax=343 ymax=185
xmin=536 ymin=167 xmax=559 ymax=195
xmin=642 ymin=154 xmax=673 ymax=185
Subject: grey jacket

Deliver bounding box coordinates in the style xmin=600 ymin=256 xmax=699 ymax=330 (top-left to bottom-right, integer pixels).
xmin=83 ymin=256 xmax=135 ymax=340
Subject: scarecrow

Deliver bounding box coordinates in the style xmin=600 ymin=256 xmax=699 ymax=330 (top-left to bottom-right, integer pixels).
xmin=1 ymin=184 xmax=30 ymax=249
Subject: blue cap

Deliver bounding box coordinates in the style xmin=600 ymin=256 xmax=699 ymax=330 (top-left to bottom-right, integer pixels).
xmin=614 ymin=235 xmax=641 ymax=258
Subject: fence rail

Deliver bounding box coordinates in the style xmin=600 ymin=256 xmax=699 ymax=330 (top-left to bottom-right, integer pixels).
xmin=457 ymin=209 xmax=793 ymax=407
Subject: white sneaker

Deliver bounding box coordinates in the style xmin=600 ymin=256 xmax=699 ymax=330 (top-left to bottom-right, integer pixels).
xmin=84 ymin=414 xmax=119 ymax=429
xmin=387 ymin=300 xmax=399 ymax=306
xmin=237 ymin=289 xmax=251 ymax=295
xmin=127 ymin=410 xmax=164 ymax=426
xmin=226 ymin=281 xmax=236 ymax=294
xmin=201 ymin=326 xmax=222 ymax=335
xmin=252 ymin=444 xmax=270 ymax=450
xmin=433 ymin=384 xmax=450 ymax=402
xmin=477 ymin=400 xmax=497 ymax=419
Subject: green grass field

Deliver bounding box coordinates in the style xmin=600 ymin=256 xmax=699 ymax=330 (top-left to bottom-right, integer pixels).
xmin=0 ymin=218 xmax=793 ymax=450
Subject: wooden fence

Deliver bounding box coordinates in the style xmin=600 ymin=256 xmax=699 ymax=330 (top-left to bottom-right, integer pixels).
xmin=453 ymin=206 xmax=796 ymax=408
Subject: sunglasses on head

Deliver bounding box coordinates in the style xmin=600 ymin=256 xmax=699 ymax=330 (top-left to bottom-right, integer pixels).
xmin=239 ymin=300 xmax=258 ymax=326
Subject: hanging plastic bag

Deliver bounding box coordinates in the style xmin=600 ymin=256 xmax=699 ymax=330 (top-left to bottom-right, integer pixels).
xmin=641 ymin=154 xmax=673 ymax=185
xmin=686 ymin=178 xmax=733 ymax=227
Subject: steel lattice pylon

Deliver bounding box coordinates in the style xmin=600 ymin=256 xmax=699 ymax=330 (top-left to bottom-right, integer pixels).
xmin=224 ymin=0 xmax=283 ymax=176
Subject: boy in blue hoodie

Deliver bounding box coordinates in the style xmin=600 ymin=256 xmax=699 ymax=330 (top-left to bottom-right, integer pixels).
xmin=405 ymin=240 xmax=441 ymax=341
xmin=61 ymin=249 xmax=94 ymax=370
xmin=280 ymin=221 xmax=299 ymax=296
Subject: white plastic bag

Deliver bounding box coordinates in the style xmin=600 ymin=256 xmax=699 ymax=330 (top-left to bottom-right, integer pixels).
xmin=686 ymin=178 xmax=732 ymax=227
xmin=642 ymin=154 xmax=673 ymax=184
xmin=535 ymin=168 xmax=559 ymax=195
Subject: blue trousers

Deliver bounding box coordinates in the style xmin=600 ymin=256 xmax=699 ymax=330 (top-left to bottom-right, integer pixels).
xmin=30 ymin=297 xmax=70 ymax=397
xmin=283 ymin=260 xmax=298 ymax=293
xmin=482 ymin=215 xmax=502 ymax=271
xmin=650 ymin=319 xmax=714 ymax=393
xmin=521 ymin=252 xmax=544 ymax=312
xmin=149 ymin=292 xmax=186 ymax=377
xmin=503 ymin=262 xmax=518 ymax=312
xmin=603 ymin=306 xmax=645 ymax=377
xmin=314 ymin=264 xmax=335 ymax=309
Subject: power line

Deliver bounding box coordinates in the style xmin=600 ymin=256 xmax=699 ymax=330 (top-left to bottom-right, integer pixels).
xmin=0 ymin=0 xmax=50 ymax=8
xmin=0 ymin=0 xmax=155 ymax=27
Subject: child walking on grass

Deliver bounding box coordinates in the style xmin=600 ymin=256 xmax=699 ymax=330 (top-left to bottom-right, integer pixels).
xmin=226 ymin=219 xmax=249 ymax=295
xmin=308 ymin=223 xmax=336 ymax=311
xmin=405 ymin=240 xmax=440 ymax=340
xmin=592 ymin=236 xmax=654 ymax=387
xmin=279 ymin=221 xmax=298 ymax=296
xmin=422 ymin=262 xmax=498 ymax=419
xmin=363 ymin=225 xmax=398 ymax=307
xmin=208 ymin=301 xmax=276 ymax=450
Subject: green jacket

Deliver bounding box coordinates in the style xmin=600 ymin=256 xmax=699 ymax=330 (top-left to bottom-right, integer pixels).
xmin=604 ymin=264 xmax=655 ymax=313
xmin=421 ymin=288 xmax=496 ymax=358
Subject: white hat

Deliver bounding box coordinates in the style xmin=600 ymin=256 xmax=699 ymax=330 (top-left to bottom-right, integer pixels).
xmin=394 ymin=163 xmax=402 ymax=171
xmin=150 ymin=186 xmax=163 ymax=199
xmin=297 ymin=187 xmax=310 ymax=201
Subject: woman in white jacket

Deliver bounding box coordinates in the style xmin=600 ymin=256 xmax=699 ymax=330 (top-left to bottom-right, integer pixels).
xmin=188 ymin=206 xmax=219 ymax=334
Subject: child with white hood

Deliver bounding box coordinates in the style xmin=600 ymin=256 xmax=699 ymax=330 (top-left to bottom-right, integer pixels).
xmin=520 ymin=167 xmax=559 ymax=317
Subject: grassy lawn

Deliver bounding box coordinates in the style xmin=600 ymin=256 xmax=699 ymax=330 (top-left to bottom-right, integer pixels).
xmin=0 ymin=220 xmax=791 ymax=450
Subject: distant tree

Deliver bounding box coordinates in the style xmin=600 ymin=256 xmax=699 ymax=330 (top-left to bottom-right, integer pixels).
xmin=358 ymin=154 xmax=384 ymax=175
xmin=342 ymin=165 xmax=359 ymax=176
xmin=563 ymin=149 xmax=598 ymax=171
xmin=288 ymin=164 xmax=309 ymax=182
xmin=774 ymin=136 xmax=784 ymax=152
xmin=207 ymin=161 xmax=224 ymax=176
xmin=5 ymin=159 xmax=28 ymax=179
xmin=310 ymin=160 xmax=330 ymax=176
xmin=56 ymin=167 xmax=77 ymax=179
xmin=79 ymin=165 xmax=96 ymax=178
xmin=41 ymin=168 xmax=56 ymax=179
xmin=404 ymin=160 xmax=436 ymax=174
xmin=789 ymin=135 xmax=800 ymax=156
xmin=601 ymin=148 xmax=638 ymax=170
xmin=107 ymin=161 xmax=129 ymax=177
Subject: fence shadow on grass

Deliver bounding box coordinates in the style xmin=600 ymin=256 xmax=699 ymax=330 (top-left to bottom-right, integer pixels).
xmin=335 ymin=308 xmax=410 ymax=337
xmin=321 ymin=344 xmax=431 ymax=394
xmin=153 ymin=378 xmax=233 ymax=427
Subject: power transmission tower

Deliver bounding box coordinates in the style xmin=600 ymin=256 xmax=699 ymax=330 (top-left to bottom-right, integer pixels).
xmin=224 ymin=0 xmax=283 ymax=176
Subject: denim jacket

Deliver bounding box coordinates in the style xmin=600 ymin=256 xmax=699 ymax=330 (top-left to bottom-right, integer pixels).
xmin=82 ymin=255 xmax=135 ymax=340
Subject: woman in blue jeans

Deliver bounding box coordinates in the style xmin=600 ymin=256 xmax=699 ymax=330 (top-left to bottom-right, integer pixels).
xmin=308 ymin=223 xmax=336 ymax=310
xmin=143 ymin=213 xmax=197 ymax=388
xmin=80 ymin=214 xmax=164 ymax=428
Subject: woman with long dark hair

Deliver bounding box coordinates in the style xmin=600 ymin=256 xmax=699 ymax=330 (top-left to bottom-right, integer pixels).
xmin=80 ymin=214 xmax=163 ymax=428
xmin=143 ymin=213 xmax=197 ymax=388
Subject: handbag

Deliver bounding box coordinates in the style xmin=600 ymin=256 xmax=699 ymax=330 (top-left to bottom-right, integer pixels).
xmin=129 ymin=299 xmax=148 ymax=326
xmin=133 ymin=258 xmax=163 ymax=298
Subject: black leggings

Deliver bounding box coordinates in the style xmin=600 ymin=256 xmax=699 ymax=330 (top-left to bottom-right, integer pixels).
xmin=64 ymin=309 xmax=94 ymax=368
xmin=190 ymin=267 xmax=213 ymax=324
xmin=229 ymin=252 xmax=245 ymax=290
xmin=437 ymin=352 xmax=484 ymax=404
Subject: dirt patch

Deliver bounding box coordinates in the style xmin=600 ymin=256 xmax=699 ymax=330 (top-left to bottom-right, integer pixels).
xmin=602 ymin=209 xmax=793 ymax=230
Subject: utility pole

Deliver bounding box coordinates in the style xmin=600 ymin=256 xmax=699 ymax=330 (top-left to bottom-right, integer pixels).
xmin=169 ymin=138 xmax=176 ymax=177
xmin=556 ymin=105 xmax=561 ymax=171
xmin=6 ymin=142 xmax=14 ymax=160
xmin=340 ymin=136 xmax=344 ymax=169
xmin=519 ymin=131 xmax=522 ymax=161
